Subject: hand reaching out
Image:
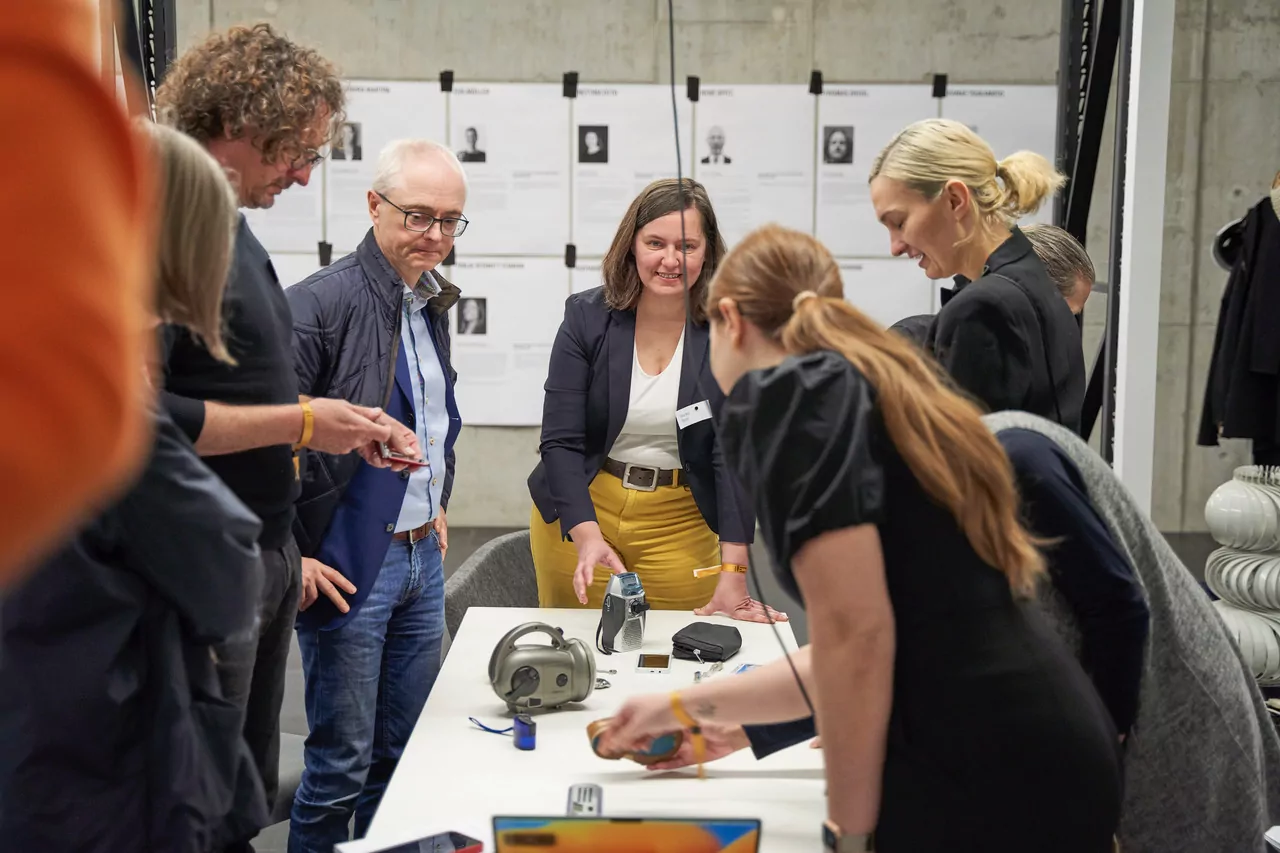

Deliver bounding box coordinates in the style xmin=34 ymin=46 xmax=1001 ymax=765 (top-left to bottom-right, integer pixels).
xmin=567 ymin=522 xmax=626 ymax=605
xmin=300 ymin=557 xmax=356 ymax=613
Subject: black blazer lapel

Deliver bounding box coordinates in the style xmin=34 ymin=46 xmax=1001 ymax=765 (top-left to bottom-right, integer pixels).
xmin=680 ymin=321 xmax=709 ymax=408
xmin=605 ymin=309 xmax=635 ymax=450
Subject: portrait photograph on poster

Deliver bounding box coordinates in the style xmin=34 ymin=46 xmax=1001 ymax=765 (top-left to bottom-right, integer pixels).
xmin=456 ymin=297 xmax=488 ymax=336
xmin=457 ymin=125 xmax=487 ymax=163
xmin=331 ymin=121 xmax=363 ymax=161
xmin=577 ymin=125 xmax=609 ymax=164
xmin=822 ymin=125 xmax=854 ymax=165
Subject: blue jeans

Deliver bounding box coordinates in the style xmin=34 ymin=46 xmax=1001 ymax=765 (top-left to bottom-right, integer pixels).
xmin=288 ymin=534 xmax=444 ymax=853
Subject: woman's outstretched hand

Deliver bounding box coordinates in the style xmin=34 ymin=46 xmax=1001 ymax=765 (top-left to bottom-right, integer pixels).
xmin=597 ymin=692 xmax=681 ymax=757
xmin=567 ymin=522 xmax=626 ymax=605
xmin=695 ymin=590 xmax=789 ymax=624
xmin=695 ymin=569 xmax=788 ymax=623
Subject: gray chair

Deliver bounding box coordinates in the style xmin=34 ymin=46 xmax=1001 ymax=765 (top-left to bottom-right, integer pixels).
xmin=444 ymin=529 xmax=538 ymax=641
xmin=272 ymin=731 xmax=307 ymax=825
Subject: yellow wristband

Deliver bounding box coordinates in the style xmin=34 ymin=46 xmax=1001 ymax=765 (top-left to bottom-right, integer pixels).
xmin=669 ymin=692 xmax=706 ymax=780
xmin=692 ymin=563 xmax=749 ymax=578
xmin=296 ymin=399 xmax=315 ymax=449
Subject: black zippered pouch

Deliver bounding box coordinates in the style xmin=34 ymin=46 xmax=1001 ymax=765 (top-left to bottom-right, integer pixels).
xmin=671 ymin=623 xmax=742 ymax=663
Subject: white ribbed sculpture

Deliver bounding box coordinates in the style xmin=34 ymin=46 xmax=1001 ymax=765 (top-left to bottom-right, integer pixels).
xmin=1206 ymin=466 xmax=1280 ymax=685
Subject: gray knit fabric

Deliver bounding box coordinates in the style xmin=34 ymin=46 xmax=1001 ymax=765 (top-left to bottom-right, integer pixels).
xmin=983 ymin=411 xmax=1280 ymax=852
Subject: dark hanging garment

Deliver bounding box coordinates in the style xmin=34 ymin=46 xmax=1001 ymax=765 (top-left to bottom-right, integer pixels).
xmin=1198 ymin=198 xmax=1280 ymax=455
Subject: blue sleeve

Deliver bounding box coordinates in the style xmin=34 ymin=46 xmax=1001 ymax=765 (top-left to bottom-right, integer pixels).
xmin=743 ymin=717 xmax=817 ymax=759
xmin=1001 ymin=429 xmax=1149 ymax=735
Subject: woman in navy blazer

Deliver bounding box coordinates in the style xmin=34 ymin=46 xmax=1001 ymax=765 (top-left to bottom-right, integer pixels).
xmin=527 ymin=179 xmax=782 ymax=621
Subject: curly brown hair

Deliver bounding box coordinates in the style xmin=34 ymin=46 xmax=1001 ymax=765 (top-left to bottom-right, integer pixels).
xmin=156 ymin=23 xmax=345 ymax=165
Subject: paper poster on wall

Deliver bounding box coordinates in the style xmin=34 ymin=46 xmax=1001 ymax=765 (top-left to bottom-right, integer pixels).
xmin=449 ymin=257 xmax=570 ymax=426
xmin=326 ymin=80 xmax=447 ymax=253
xmin=241 ymin=176 xmax=325 ymax=254
xmin=815 ymin=85 xmax=938 ymax=258
xmin=940 ymin=85 xmax=1059 ymax=225
xmin=572 ymin=85 xmax=694 ymax=256
xmin=693 ymin=85 xmax=816 ymax=247
xmin=268 ymin=252 xmax=325 ymax=289
xmin=838 ymin=258 xmax=939 ymax=328
xmin=571 ymin=260 xmax=604 ymax=294
xmin=449 ymin=84 xmax=571 ymax=256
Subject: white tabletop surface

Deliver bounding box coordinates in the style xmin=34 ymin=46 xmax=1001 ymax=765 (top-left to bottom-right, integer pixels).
xmin=337 ymin=606 xmax=825 ymax=853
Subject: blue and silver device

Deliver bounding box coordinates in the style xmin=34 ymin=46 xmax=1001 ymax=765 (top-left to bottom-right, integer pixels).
xmin=599 ymin=571 xmax=649 ymax=654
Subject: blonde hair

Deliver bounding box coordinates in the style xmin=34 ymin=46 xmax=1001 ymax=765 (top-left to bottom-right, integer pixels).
xmin=140 ymin=121 xmax=239 ymax=364
xmin=708 ymin=225 xmax=1045 ymax=596
xmin=869 ymin=118 xmax=1065 ymax=240
xmin=1021 ymin=224 xmax=1095 ymax=302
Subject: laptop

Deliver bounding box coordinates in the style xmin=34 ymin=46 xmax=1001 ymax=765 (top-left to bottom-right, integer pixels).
xmin=492 ymin=816 xmax=762 ymax=853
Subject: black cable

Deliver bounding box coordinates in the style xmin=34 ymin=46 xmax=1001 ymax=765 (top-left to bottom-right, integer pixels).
xmin=664 ymin=0 xmax=814 ymax=721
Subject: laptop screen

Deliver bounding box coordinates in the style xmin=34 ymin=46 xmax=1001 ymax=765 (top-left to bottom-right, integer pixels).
xmin=492 ymin=817 xmax=762 ymax=853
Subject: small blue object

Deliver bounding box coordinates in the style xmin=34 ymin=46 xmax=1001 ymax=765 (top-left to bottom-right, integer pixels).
xmin=733 ymin=663 xmax=760 ymax=675
xmin=514 ymin=714 xmax=537 ymax=750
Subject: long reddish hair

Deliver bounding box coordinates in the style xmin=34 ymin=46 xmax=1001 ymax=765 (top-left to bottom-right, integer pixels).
xmin=708 ymin=225 xmax=1044 ymax=595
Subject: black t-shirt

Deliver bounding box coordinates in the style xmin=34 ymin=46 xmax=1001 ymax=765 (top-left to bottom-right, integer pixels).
xmin=160 ymin=216 xmax=300 ymax=549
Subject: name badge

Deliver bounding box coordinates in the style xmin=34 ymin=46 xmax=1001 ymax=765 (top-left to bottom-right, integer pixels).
xmin=675 ymin=401 xmax=713 ymax=430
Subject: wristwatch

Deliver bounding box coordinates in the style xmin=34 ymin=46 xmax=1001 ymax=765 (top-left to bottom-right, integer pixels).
xmin=823 ymin=820 xmax=874 ymax=852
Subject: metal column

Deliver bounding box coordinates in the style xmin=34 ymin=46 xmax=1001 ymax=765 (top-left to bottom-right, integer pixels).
xmin=1111 ymin=0 xmax=1175 ymax=513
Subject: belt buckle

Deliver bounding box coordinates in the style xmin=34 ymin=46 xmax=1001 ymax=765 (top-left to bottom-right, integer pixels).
xmin=622 ymin=463 xmax=659 ymax=492
xmin=410 ymin=524 xmax=431 ymax=544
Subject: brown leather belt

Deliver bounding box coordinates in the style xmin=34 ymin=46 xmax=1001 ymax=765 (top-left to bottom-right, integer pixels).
xmin=392 ymin=522 xmax=433 ymax=543
xmin=602 ymin=458 xmax=680 ymax=492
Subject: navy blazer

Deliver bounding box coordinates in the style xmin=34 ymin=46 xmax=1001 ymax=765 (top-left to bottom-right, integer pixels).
xmin=528 ymin=286 xmax=753 ymax=544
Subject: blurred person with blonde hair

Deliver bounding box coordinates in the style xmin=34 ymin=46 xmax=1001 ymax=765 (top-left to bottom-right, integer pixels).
xmin=0 ymin=121 xmax=268 ymax=853
xmin=598 ymin=224 xmax=1123 ymax=853
xmin=869 ymin=119 xmax=1085 ymax=432
xmin=0 ymin=0 xmax=157 ymax=584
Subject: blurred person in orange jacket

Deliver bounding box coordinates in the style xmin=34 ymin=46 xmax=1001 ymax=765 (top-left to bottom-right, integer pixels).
xmin=0 ymin=0 xmax=157 ymax=585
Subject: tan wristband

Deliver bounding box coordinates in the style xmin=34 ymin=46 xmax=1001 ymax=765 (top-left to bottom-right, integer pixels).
xmin=296 ymin=399 xmax=315 ymax=449
xmin=692 ymin=563 xmax=749 ymax=578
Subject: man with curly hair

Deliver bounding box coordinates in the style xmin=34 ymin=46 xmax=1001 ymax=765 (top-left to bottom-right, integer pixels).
xmin=155 ymin=23 xmax=418 ymax=852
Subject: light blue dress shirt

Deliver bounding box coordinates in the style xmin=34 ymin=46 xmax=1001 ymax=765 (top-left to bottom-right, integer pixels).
xmin=394 ymin=276 xmax=451 ymax=532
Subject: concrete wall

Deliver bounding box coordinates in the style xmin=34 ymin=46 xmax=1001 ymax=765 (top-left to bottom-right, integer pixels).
xmin=176 ymin=0 xmax=1280 ymax=532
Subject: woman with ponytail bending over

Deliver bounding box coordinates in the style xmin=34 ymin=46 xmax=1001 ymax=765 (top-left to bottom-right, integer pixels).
xmin=598 ymin=226 xmax=1122 ymax=853
xmin=870 ymin=119 xmax=1085 ymax=432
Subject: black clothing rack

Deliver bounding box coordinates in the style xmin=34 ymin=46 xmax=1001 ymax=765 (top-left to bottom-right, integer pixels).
xmin=1055 ymin=0 xmax=1134 ymax=462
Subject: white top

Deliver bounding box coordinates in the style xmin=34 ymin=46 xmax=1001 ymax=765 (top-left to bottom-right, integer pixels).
xmin=608 ymin=331 xmax=684 ymax=470
xmin=339 ymin=607 xmax=821 ymax=853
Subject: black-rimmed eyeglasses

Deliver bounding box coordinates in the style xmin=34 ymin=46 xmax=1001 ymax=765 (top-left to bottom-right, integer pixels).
xmin=376 ymin=191 xmax=469 ymax=237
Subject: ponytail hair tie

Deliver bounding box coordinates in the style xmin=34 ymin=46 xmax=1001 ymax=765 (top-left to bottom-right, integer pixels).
xmin=792 ymin=290 xmax=818 ymax=310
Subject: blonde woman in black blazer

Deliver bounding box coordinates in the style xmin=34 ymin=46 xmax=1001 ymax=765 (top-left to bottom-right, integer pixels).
xmin=527 ymin=179 xmax=782 ymax=622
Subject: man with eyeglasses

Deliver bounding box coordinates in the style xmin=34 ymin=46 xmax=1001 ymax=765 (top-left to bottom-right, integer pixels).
xmin=285 ymin=138 xmax=469 ymax=852
xmin=155 ymin=25 xmax=420 ymax=853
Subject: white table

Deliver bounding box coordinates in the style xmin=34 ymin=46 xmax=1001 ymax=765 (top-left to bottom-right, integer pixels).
xmin=338 ymin=607 xmax=825 ymax=852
